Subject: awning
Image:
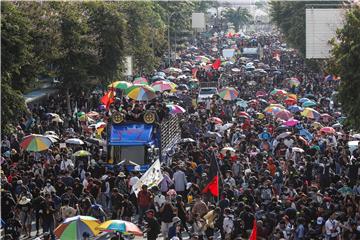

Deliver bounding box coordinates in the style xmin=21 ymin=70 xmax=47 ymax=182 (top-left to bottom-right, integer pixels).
xmin=109 ymin=123 xmax=154 ymax=146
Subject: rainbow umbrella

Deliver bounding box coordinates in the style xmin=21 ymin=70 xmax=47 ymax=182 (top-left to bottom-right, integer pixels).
xmin=275 ymin=109 xmax=293 ymax=120
xmin=151 ymin=81 xmax=177 ymax=92
xmin=108 ymin=81 xmax=133 ymax=90
xmin=264 ymin=106 xmax=283 ymax=115
xmin=97 ymin=220 xmax=143 ymax=236
xmin=302 ymin=100 xmax=317 ymax=107
xmin=218 ymin=87 xmax=239 ymax=101
xmin=320 ymin=127 xmax=336 ymax=134
xmin=167 ymin=104 xmax=186 ymax=114
xmin=133 ymin=77 xmax=148 ymax=85
xmin=287 ymin=77 xmax=300 ymax=87
xmin=54 ymin=216 xmax=100 ymax=240
xmin=301 ymin=108 xmax=320 ymax=119
xmin=126 ymin=85 xmax=156 ymax=101
xmin=20 ymin=134 xmax=52 ymax=152
xmin=270 ymin=89 xmax=288 ymax=97
xmin=287 ymin=93 xmax=298 ymax=101
xmin=284 ymin=97 xmax=297 ymax=106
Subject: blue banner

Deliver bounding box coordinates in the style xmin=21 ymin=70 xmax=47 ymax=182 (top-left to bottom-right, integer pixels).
xmin=127 ymin=164 xmax=150 ymax=172
xmin=109 ymin=123 xmax=153 ymax=146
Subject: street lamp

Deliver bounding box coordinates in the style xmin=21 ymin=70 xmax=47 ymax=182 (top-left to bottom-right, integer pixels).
xmin=167 ymin=12 xmax=177 ymax=67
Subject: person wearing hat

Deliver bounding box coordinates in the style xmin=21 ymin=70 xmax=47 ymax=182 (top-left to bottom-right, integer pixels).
xmin=17 ymin=196 xmax=32 ymax=238
xmin=115 ymin=172 xmax=128 ymax=196
xmin=145 ymin=209 xmax=160 ymax=240
xmin=168 ymin=216 xmax=182 ymax=239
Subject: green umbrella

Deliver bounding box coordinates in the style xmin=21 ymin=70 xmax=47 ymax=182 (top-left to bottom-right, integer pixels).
xmin=73 ymin=150 xmax=91 ymax=157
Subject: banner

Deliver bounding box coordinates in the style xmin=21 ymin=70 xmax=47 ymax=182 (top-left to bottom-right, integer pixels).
xmin=126 ymin=164 xmax=150 ymax=172
xmin=132 ymin=159 xmax=163 ymax=196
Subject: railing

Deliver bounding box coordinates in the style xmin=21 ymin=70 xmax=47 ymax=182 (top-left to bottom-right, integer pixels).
xmin=160 ymin=115 xmax=181 ymax=161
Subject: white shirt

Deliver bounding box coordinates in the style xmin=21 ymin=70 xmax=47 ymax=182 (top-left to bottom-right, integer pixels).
xmin=129 ymin=176 xmax=139 ymax=188
xmin=153 ymin=193 xmax=166 ymax=211
xmin=325 ymin=219 xmax=340 ymax=237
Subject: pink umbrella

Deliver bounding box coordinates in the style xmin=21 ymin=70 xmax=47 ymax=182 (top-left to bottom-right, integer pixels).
xmin=284 ymin=119 xmax=299 ymax=127
xmin=275 ymin=109 xmax=293 ymax=120
xmin=209 ymin=117 xmax=223 ymax=125
xmin=238 ymin=111 xmax=250 ymax=118
xmin=320 ymin=127 xmax=336 ymax=134
xmin=256 ymin=91 xmax=267 ymax=98
xmin=321 ymin=113 xmax=332 ymax=122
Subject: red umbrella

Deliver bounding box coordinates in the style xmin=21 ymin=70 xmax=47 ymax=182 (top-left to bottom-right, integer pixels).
xmin=284 ymin=97 xmax=297 ymax=106
xmin=238 ymin=111 xmax=250 ymax=118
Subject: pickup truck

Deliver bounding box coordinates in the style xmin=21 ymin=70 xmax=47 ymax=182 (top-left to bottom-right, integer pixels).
xmin=197 ymin=87 xmax=218 ymax=103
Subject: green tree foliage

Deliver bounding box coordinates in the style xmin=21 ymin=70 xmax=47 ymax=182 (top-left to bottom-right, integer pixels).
xmin=222 ymin=7 xmax=251 ymax=32
xmin=328 ymin=6 xmax=360 ymax=130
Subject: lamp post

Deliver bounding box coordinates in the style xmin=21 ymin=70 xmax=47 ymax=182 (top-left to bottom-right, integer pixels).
xmin=167 ymin=12 xmax=177 ymax=67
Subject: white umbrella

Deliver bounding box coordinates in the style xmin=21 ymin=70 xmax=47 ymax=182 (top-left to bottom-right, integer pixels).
xmin=276 ymin=131 xmax=292 ymax=140
xmin=292 ymin=147 xmax=304 ymax=153
xmin=351 ymin=134 xmax=360 ymax=140
xmin=45 ymin=131 xmax=58 ymax=136
xmin=65 ymin=138 xmax=84 ymax=145
xmin=348 ymin=141 xmax=359 ymax=154
xmin=180 ymin=138 xmax=195 ymax=143
xmin=45 ymin=135 xmax=59 ymax=143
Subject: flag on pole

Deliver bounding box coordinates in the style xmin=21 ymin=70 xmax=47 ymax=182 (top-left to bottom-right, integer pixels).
xmin=132 ymin=159 xmax=163 ymax=196
xmin=202 ymin=155 xmax=219 ymax=197
xmin=249 ymin=219 xmax=257 ymax=240
xmin=212 ymin=58 xmax=221 ymax=70
xmin=100 ymin=89 xmax=116 ymax=110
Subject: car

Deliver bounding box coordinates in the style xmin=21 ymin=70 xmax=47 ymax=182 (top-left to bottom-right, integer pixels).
xmin=197 ymin=87 xmax=218 ymax=103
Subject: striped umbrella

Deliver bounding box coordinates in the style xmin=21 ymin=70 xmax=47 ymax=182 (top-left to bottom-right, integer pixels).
xmin=133 ymin=77 xmax=148 ymax=85
xmin=167 ymin=104 xmax=186 ymax=114
xmin=20 ymin=134 xmax=52 ymax=152
xmin=218 ymin=87 xmax=239 ymax=101
xmin=54 ymin=216 xmax=100 ymax=240
xmin=270 ymin=89 xmax=288 ymax=97
xmin=108 ymin=81 xmax=133 ymax=90
xmin=97 ymin=220 xmax=143 ymax=236
xmin=126 ymin=85 xmax=156 ymax=101
xmin=301 ymin=108 xmax=320 ymax=119
xmin=151 ymin=81 xmax=177 ymax=92
xmin=287 ymin=77 xmax=300 ymax=87
xmin=195 ymin=55 xmax=211 ymax=63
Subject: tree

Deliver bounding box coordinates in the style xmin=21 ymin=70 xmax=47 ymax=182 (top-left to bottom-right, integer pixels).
xmin=328 ymin=6 xmax=360 ymax=130
xmin=222 ymin=7 xmax=251 ymax=32
xmin=53 ymin=2 xmax=99 ymax=114
xmin=1 ymin=2 xmax=33 ymax=133
xmin=85 ymin=2 xmax=126 ymax=85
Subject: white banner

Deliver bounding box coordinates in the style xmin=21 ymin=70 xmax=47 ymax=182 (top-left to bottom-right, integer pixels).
xmin=132 ymin=159 xmax=163 ymax=196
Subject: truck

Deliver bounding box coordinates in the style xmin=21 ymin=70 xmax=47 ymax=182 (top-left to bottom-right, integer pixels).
xmin=107 ymin=110 xmax=181 ymax=166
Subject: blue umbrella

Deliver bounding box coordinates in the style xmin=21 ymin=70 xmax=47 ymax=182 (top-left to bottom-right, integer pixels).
xmin=258 ymin=132 xmax=272 ymax=140
xmin=302 ymin=100 xmax=317 ymax=107
xmin=288 ymin=105 xmax=303 ymax=113
xmin=236 ymin=100 xmax=248 ymax=108
xmin=299 ymin=98 xmax=310 ymax=103
xmin=299 ymin=129 xmax=313 ymax=141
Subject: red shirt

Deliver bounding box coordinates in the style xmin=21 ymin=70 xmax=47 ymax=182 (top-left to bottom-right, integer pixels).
xmin=137 ymin=190 xmax=152 ymax=208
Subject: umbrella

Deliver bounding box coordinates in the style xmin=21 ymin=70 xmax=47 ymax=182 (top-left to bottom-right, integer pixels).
xmin=76 ymin=112 xmax=86 ymax=117
xmin=108 ymin=81 xmax=133 ymax=90
xmin=332 ymin=123 xmax=343 ymax=129
xmin=269 ymin=104 xmax=285 ymax=109
xmin=301 ymin=108 xmax=320 ymax=119
xmin=236 ymin=100 xmax=248 ymax=108
xmin=258 ymin=131 xmax=272 ymax=140
xmin=292 ymin=147 xmax=304 ymax=153
xmin=299 ymin=129 xmax=313 ymax=141
xmin=20 ymin=134 xmax=52 ymax=152
xmin=288 ymin=105 xmax=303 ymax=113
xmin=275 ymin=109 xmax=293 ymax=120
xmin=320 ymin=127 xmax=336 ymax=134
xmin=179 ymin=138 xmax=196 ymax=143
xmin=165 ymin=67 xmax=182 ymax=73
xmin=215 ymin=123 xmax=233 ymax=132
xmin=133 ymin=77 xmax=148 ymax=85
xmin=284 ymin=97 xmax=297 ymax=106
xmin=86 ymin=111 xmax=100 ymax=119
xmin=156 ymin=71 xmax=166 ymax=77
xmin=205 ymin=131 xmax=222 ymax=138
xmin=231 ymin=68 xmax=241 ymax=73
xmin=302 ymin=100 xmax=317 ymax=107
xmin=195 ymin=56 xmax=211 ymax=63
xmin=151 ymin=81 xmax=177 ymax=92
xmin=284 ymin=119 xmax=299 ymax=127
xmin=220 ymin=147 xmax=236 ymax=156
xmin=338 ymin=186 xmax=353 ymax=196
xmin=97 ymin=220 xmax=142 ymax=236
xmin=218 ymin=87 xmax=239 ymax=101
xmin=287 ymin=77 xmax=300 ymax=87
xmin=276 ymin=132 xmax=292 ymax=139
xmin=264 ymin=106 xmax=283 ymax=115
xmin=256 ymin=112 xmax=265 ymax=119
xmin=151 ymin=75 xmax=165 ymax=81
xmin=352 ymin=134 xmax=360 ymax=140
xmin=167 ymin=104 xmax=186 ymax=114
xmin=208 ymin=117 xmax=223 ymax=125
xmin=299 ymin=98 xmax=310 ymax=103
xmin=126 ymin=85 xmax=156 ymax=101
xmin=54 ymin=216 xmax=101 ymax=240
xmin=65 ymin=138 xmax=84 ymax=145
xmin=238 ymin=111 xmax=250 ymax=119
xmin=304 ymin=94 xmax=316 ymax=100
xmin=45 ymin=131 xmax=58 ymax=136
xmin=177 ymin=84 xmax=189 ymax=91
xmin=45 ymin=135 xmax=59 ymax=143
xmin=73 ymin=150 xmax=91 ymax=157
xmin=348 ymin=141 xmax=359 ymax=154
xmin=270 ymin=89 xmax=288 ymax=97
xmin=256 ymin=91 xmax=267 ymax=98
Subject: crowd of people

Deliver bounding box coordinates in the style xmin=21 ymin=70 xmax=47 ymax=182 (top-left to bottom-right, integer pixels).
xmin=1 ymin=26 xmax=360 ymax=240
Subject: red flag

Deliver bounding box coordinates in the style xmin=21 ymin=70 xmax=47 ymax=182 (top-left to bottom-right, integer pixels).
xmin=101 ymin=90 xmax=116 ymax=110
xmin=249 ymin=219 xmax=257 ymax=240
xmin=202 ymin=155 xmax=219 ymax=197
xmin=212 ymin=59 xmax=221 ymax=70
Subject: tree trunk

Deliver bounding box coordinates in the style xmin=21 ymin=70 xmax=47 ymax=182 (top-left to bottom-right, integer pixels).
xmin=66 ymin=88 xmax=71 ymax=115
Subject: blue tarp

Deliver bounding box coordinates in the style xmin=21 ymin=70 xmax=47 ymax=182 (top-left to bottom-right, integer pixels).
xmin=109 ymin=123 xmax=153 ymax=146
